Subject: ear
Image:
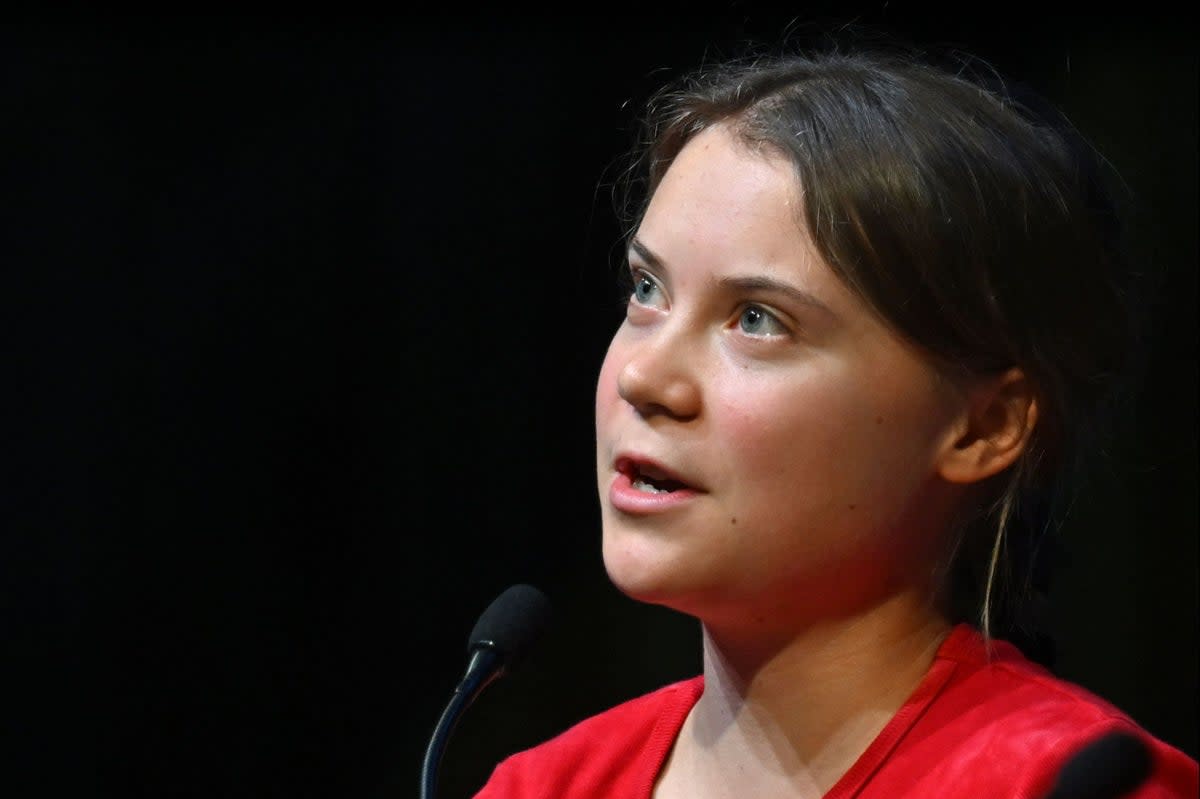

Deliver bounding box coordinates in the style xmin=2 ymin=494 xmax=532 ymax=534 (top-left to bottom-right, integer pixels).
xmin=937 ymin=367 xmax=1038 ymax=485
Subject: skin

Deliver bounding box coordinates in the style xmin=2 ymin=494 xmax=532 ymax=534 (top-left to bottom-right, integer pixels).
xmin=593 ymin=124 xmax=1037 ymax=798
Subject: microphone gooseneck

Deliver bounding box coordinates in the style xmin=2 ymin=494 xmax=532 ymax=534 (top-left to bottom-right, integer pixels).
xmin=420 ymin=584 xmax=551 ymax=799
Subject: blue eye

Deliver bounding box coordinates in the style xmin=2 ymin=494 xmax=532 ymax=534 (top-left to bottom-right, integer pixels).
xmin=631 ymin=273 xmax=662 ymax=306
xmin=738 ymin=305 xmax=784 ymax=336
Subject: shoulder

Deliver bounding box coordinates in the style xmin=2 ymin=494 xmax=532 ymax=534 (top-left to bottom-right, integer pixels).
xmin=931 ymin=628 xmax=1142 ymax=735
xmin=876 ymin=626 xmax=1198 ymax=798
xmin=472 ymin=676 xmax=703 ymax=799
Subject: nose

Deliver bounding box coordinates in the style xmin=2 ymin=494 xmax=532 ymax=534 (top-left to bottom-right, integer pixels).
xmin=615 ymin=327 xmax=702 ymax=422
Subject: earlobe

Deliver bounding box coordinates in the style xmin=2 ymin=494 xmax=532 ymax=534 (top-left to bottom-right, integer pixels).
xmin=938 ymin=368 xmax=1038 ymax=485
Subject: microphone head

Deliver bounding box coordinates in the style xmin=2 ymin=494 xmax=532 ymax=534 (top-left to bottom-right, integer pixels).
xmin=1050 ymin=730 xmax=1152 ymax=799
xmin=467 ymin=584 xmax=551 ymax=667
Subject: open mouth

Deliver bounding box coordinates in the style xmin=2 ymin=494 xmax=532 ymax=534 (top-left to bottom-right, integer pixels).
xmin=618 ymin=458 xmax=690 ymax=494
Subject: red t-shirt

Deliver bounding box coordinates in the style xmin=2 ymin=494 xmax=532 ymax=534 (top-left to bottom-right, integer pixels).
xmin=474 ymin=624 xmax=1198 ymax=798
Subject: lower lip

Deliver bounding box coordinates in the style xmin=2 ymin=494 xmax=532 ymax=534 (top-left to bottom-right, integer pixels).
xmin=608 ymin=472 xmax=701 ymax=514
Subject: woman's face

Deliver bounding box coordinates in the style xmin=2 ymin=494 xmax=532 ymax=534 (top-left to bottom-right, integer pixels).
xmin=594 ymin=125 xmax=969 ymax=630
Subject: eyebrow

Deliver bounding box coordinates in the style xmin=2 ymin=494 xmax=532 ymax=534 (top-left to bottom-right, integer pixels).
xmin=628 ymin=237 xmax=838 ymax=321
xmin=628 ymin=238 xmax=666 ymax=272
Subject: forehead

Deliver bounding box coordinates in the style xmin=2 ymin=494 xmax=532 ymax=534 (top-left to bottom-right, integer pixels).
xmin=638 ymin=124 xmax=845 ymax=302
xmin=645 ymin=124 xmax=798 ymax=241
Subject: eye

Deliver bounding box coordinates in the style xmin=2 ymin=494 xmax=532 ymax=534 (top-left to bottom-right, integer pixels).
xmin=629 ymin=270 xmax=666 ymax=309
xmin=737 ymin=305 xmax=787 ymax=337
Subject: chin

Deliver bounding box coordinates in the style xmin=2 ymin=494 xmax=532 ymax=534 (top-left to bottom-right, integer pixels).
xmin=601 ymin=529 xmax=677 ymax=605
xmin=601 ymin=528 xmax=711 ymax=615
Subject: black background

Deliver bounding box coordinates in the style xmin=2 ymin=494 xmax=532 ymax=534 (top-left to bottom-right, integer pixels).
xmin=4 ymin=8 xmax=1195 ymax=798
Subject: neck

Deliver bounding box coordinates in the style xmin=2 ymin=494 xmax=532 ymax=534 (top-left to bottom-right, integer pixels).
xmin=680 ymin=592 xmax=951 ymax=797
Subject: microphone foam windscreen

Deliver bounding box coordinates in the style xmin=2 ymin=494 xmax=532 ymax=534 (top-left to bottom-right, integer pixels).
xmin=1051 ymin=730 xmax=1152 ymax=799
xmin=467 ymin=584 xmax=551 ymax=664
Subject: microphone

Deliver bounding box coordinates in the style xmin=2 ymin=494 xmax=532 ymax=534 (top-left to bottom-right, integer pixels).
xmin=1043 ymin=730 xmax=1152 ymax=799
xmin=420 ymin=584 xmax=552 ymax=799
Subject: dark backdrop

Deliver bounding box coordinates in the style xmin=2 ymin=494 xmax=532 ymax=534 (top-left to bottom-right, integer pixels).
xmin=4 ymin=9 xmax=1195 ymax=799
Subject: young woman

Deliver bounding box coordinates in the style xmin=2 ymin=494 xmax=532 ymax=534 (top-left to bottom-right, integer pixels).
xmin=474 ymin=46 xmax=1198 ymax=798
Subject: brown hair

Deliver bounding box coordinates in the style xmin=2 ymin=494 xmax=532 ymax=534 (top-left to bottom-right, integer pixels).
xmin=616 ymin=46 xmax=1140 ymax=650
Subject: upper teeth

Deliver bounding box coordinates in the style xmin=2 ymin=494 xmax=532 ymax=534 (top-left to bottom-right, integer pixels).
xmin=632 ymin=478 xmax=669 ymax=494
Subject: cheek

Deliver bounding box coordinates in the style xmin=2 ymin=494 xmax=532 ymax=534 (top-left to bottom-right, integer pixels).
xmin=594 ymin=334 xmax=625 ymax=432
xmin=709 ymin=365 xmax=931 ymax=506
xmin=711 ymin=373 xmax=852 ymax=491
